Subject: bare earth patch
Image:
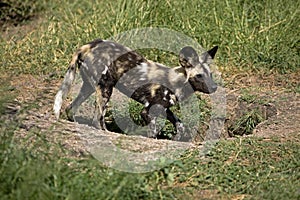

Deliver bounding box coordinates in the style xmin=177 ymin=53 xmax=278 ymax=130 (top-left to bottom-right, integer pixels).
xmin=223 ymin=70 xmax=300 ymax=141
xmin=253 ymin=92 xmax=300 ymax=140
xmin=4 ymin=71 xmax=299 ymax=159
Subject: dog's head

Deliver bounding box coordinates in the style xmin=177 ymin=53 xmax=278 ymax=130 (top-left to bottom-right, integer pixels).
xmin=178 ymin=46 xmax=218 ymax=94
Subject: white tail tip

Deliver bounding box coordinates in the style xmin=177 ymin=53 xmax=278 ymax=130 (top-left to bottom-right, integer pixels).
xmin=53 ymin=90 xmax=63 ymax=120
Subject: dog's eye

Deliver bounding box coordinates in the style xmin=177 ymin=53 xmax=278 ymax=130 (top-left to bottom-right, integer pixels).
xmin=196 ymin=74 xmax=204 ymax=79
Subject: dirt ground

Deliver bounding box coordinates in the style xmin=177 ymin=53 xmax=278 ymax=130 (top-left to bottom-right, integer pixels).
xmin=224 ymin=70 xmax=300 ymax=141
xmin=2 ymin=70 xmax=299 ymax=161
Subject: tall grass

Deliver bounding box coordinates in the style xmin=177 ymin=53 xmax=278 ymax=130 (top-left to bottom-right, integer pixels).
xmin=1 ymin=0 xmax=299 ymax=75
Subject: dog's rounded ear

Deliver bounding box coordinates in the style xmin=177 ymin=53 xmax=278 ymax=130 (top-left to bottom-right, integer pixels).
xmin=179 ymin=46 xmax=199 ymax=68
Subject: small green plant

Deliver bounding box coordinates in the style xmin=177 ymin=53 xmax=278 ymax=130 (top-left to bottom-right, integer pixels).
xmin=128 ymin=100 xmax=144 ymax=126
xmin=239 ymin=90 xmax=258 ymax=104
xmin=108 ymin=99 xmax=148 ymax=135
xmin=239 ymin=88 xmax=271 ymax=105
xmin=0 ymin=77 xmax=17 ymax=115
xmin=229 ymin=109 xmax=264 ymax=136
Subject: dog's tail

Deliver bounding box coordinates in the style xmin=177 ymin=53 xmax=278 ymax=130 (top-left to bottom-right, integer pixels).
xmin=53 ymin=44 xmax=91 ymax=119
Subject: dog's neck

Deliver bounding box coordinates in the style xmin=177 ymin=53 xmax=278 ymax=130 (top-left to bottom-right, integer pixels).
xmin=147 ymin=61 xmax=195 ymax=102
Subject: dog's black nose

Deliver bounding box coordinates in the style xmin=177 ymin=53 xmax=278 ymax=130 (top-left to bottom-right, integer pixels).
xmin=211 ymin=84 xmax=218 ymax=92
xmin=207 ymin=84 xmax=217 ymax=94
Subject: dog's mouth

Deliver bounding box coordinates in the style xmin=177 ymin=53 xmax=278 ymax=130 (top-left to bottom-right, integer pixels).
xmin=189 ymin=78 xmax=218 ymax=94
xmin=195 ymin=84 xmax=217 ymax=94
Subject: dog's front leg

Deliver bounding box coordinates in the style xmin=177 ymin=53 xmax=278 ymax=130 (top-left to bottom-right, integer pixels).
xmin=149 ymin=116 xmax=159 ymax=138
xmin=140 ymin=107 xmax=159 ymax=138
xmin=166 ymin=108 xmax=191 ymax=141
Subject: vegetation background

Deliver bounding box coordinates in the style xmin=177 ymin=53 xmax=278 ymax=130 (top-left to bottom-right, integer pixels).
xmin=0 ymin=0 xmax=299 ymax=199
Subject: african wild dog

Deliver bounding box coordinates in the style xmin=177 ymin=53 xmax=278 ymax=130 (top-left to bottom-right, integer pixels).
xmin=53 ymin=39 xmax=218 ymax=140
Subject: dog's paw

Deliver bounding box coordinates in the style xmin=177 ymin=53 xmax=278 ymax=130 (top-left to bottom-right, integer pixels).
xmin=65 ymin=107 xmax=75 ymax=122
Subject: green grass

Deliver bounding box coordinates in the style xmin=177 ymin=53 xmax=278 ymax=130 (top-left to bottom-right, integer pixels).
xmin=1 ymin=118 xmax=299 ymax=199
xmin=0 ymin=0 xmax=300 ymax=199
xmin=0 ymin=0 xmax=299 ymax=75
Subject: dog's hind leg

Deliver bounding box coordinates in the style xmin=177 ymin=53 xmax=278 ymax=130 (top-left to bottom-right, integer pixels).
xmin=65 ymin=77 xmax=95 ymax=121
xmin=93 ymin=85 xmax=113 ymax=130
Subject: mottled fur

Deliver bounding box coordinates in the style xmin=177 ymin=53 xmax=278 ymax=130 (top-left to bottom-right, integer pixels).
xmin=54 ymin=39 xmax=218 ymax=140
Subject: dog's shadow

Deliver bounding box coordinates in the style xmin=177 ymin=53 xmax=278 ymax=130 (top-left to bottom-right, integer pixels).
xmin=73 ymin=116 xmax=176 ymax=140
xmin=74 ymin=116 xmax=131 ymax=134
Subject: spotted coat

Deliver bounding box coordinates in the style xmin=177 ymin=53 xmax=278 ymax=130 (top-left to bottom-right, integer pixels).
xmin=53 ymin=39 xmax=218 ymax=140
